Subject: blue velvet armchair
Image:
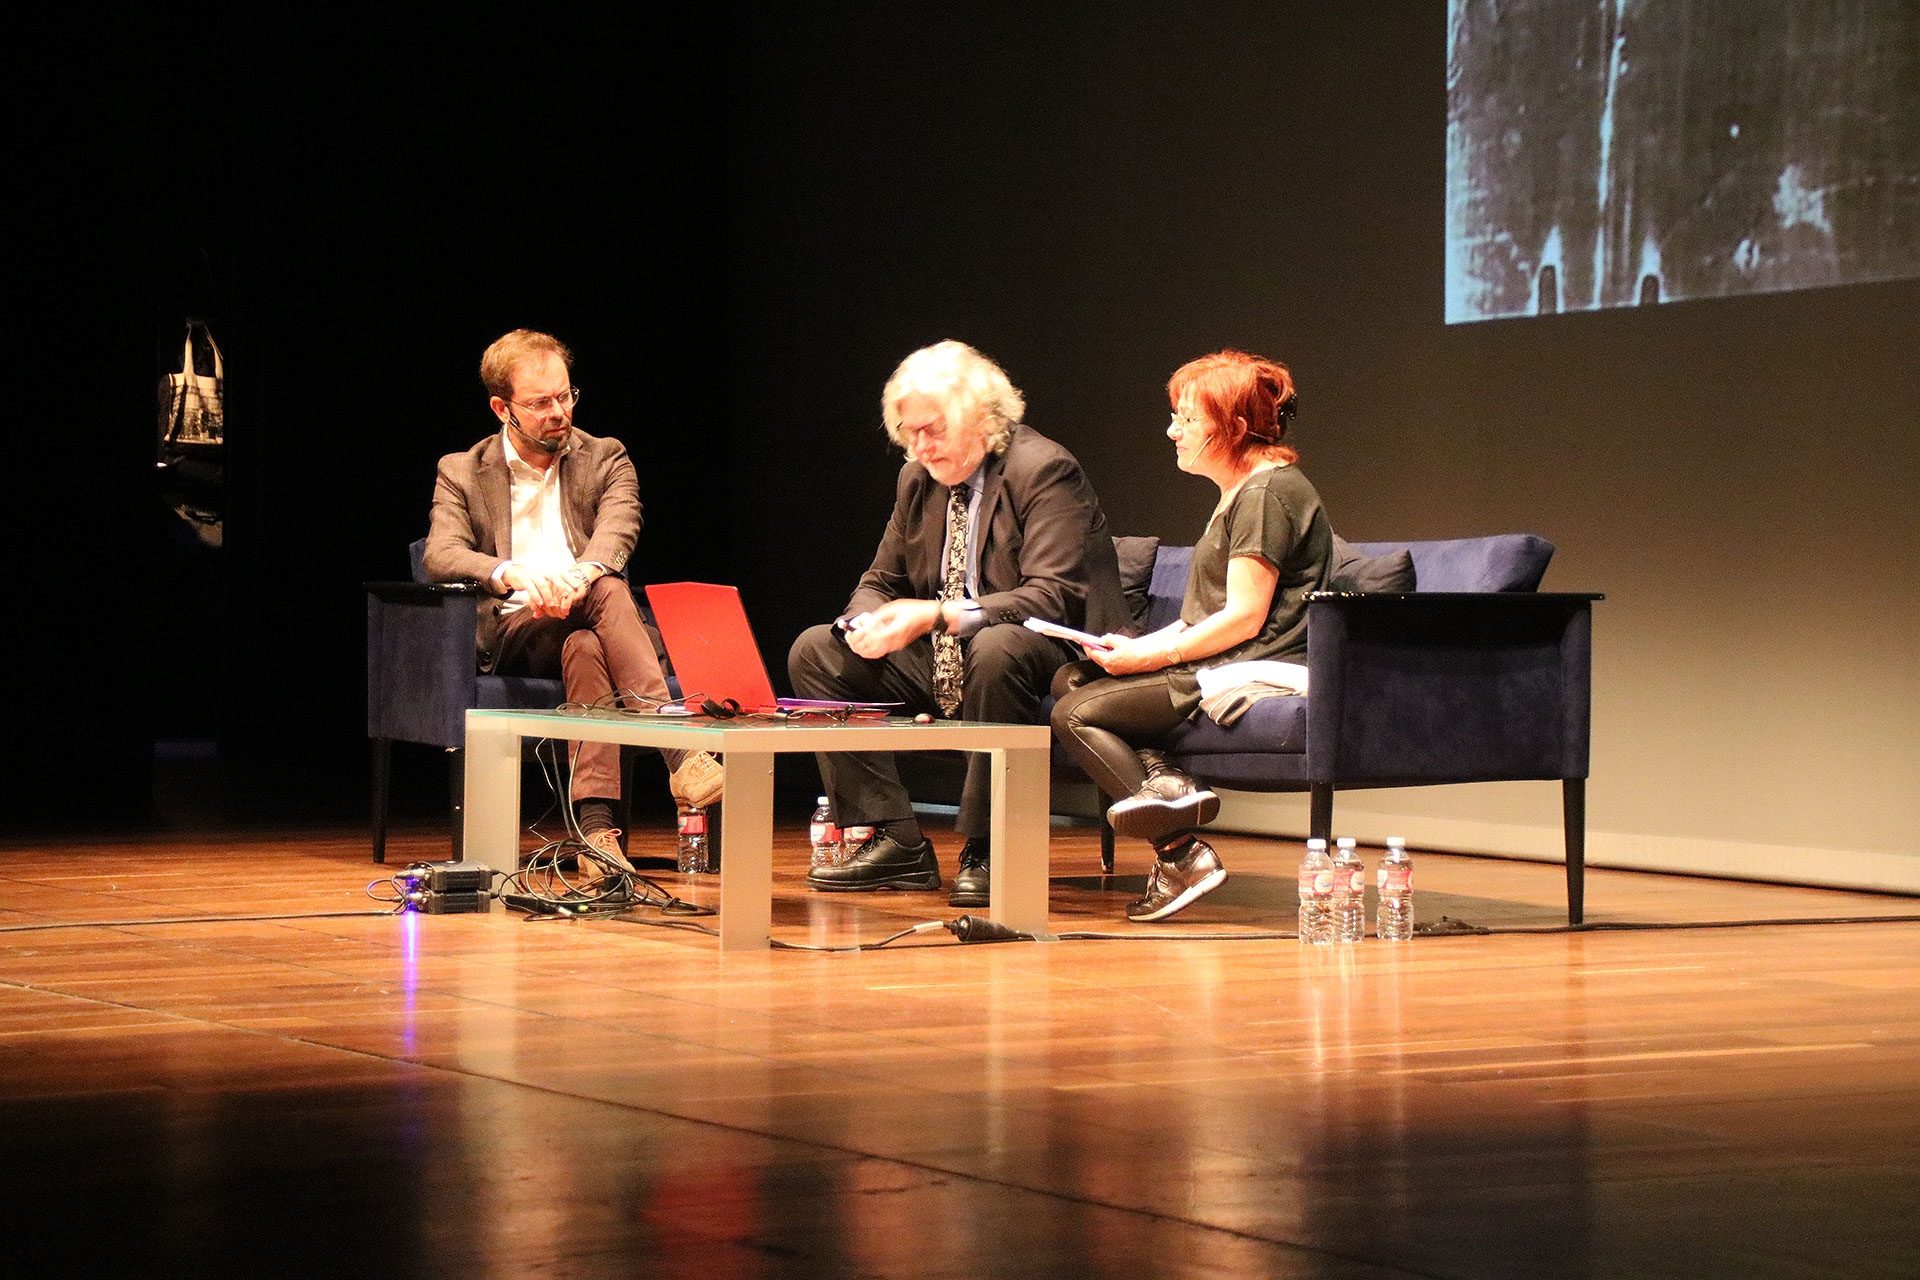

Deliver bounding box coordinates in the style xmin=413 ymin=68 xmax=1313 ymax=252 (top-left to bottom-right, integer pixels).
xmin=1113 ymin=534 xmax=1599 ymax=923
xmin=364 ymin=540 xmax=641 ymax=863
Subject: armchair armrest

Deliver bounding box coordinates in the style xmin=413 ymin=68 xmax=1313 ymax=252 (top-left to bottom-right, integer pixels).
xmin=366 ymin=581 xmax=484 ymax=747
xmin=1303 ymin=592 xmax=1600 ymax=787
xmin=364 ymin=580 xmax=481 ymax=597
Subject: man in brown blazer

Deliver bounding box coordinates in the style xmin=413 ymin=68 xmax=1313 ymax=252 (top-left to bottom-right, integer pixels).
xmin=788 ymin=340 xmax=1130 ymax=908
xmin=424 ymin=329 xmax=720 ymax=862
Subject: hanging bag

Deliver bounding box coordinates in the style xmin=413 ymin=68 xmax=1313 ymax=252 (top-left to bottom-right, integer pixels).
xmin=160 ymin=320 xmax=224 ymax=449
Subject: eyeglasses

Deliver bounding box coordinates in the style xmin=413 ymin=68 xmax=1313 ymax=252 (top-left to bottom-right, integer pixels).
xmin=900 ymin=418 xmax=952 ymax=445
xmin=1169 ymin=411 xmax=1206 ymax=432
xmin=508 ymin=386 xmax=581 ymax=415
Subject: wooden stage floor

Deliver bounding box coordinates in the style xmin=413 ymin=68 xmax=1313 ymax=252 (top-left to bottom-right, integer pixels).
xmin=1 ymin=820 xmax=1915 ymax=1278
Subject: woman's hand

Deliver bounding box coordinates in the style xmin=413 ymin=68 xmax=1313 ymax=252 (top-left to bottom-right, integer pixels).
xmin=1090 ymin=634 xmax=1176 ymax=676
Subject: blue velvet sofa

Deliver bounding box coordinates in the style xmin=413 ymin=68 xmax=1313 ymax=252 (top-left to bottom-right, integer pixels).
xmin=1102 ymin=533 xmax=1599 ymax=923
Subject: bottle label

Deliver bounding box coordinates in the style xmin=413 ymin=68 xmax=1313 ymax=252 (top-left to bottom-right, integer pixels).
xmin=1300 ymin=870 xmax=1335 ymax=898
xmin=844 ymin=826 xmax=872 ymax=845
xmin=679 ymin=812 xmax=707 ymax=836
xmin=810 ymin=822 xmax=829 ymax=845
xmin=1346 ymin=869 xmax=1365 ymax=893
xmin=1380 ymin=866 xmax=1412 ymax=892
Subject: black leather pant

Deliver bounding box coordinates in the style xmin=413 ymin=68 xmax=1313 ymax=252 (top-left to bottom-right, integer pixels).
xmin=1049 ymin=660 xmax=1192 ymax=804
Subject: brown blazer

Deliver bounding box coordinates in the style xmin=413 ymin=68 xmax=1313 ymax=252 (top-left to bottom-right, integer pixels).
xmin=845 ymin=422 xmax=1132 ymax=636
xmin=424 ymin=428 xmax=641 ymax=670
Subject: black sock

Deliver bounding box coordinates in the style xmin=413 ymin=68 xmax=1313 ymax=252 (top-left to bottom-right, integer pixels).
xmin=879 ymin=818 xmax=924 ymax=847
xmin=1153 ymin=835 xmax=1195 ymax=861
xmin=576 ymin=798 xmax=617 ymax=835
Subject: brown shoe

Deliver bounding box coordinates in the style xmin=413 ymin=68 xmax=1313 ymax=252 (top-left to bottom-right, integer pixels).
xmin=581 ymin=827 xmax=636 ymax=873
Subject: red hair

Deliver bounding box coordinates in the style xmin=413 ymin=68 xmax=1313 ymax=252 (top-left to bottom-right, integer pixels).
xmin=1167 ymin=351 xmax=1298 ymax=466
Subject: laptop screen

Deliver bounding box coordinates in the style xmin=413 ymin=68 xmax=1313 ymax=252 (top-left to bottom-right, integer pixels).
xmin=644 ymin=582 xmax=782 ymax=711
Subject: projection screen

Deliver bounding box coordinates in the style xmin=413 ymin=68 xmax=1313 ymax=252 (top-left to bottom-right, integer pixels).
xmin=1446 ymin=0 xmax=1920 ymax=323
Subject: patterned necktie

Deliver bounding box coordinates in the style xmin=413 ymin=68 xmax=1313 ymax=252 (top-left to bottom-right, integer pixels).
xmin=932 ymin=484 xmax=969 ymax=715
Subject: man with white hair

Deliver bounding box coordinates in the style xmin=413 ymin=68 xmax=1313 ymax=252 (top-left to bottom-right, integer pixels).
xmin=788 ymin=340 xmax=1130 ymax=907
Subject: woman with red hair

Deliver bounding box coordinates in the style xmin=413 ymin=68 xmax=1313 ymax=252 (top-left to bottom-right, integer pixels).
xmin=1051 ymin=351 xmax=1333 ymax=920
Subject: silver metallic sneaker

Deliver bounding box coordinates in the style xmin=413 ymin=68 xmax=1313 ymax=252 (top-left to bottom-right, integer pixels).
xmin=1125 ymin=838 xmax=1228 ymax=922
xmin=1106 ymin=772 xmax=1220 ymax=839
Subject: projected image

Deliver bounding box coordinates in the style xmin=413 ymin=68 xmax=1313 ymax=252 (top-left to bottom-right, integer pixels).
xmin=1446 ymin=0 xmax=1920 ymax=323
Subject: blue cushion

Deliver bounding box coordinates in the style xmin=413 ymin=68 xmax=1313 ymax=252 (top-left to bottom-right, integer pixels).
xmin=475 ymin=674 xmax=567 ymax=709
xmin=1351 ymin=535 xmax=1553 ymax=592
xmin=1168 ymin=692 xmax=1314 ymax=789
xmin=1144 ymin=545 xmax=1192 ymax=632
xmin=1168 ymin=693 xmax=1309 ymax=756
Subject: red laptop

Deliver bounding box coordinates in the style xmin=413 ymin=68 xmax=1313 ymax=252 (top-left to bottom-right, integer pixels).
xmin=644 ymin=582 xmax=898 ymax=715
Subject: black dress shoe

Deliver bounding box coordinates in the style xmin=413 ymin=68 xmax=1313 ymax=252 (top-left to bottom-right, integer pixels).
xmin=948 ymin=838 xmax=990 ymax=908
xmin=807 ymin=831 xmax=942 ymax=892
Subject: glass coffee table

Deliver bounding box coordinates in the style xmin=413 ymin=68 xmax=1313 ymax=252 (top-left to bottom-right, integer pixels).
xmin=462 ymin=708 xmax=1055 ymax=950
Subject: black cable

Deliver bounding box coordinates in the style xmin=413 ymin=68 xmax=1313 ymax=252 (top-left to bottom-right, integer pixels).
xmin=494 ymin=735 xmax=718 ymax=921
xmin=948 ymin=912 xmax=1920 ymax=945
xmin=604 ymin=914 xmax=721 ymax=937
xmin=501 ymin=842 xmax=716 ymax=921
xmin=1460 ymin=912 xmax=1920 ymax=936
xmin=0 ymin=910 xmax=397 ymax=933
xmin=769 ymin=921 xmax=951 ymax=951
xmin=1055 ymin=929 xmax=1299 ymax=941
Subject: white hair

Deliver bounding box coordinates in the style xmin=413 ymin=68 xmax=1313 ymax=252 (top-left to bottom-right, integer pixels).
xmin=880 ymin=340 xmax=1023 ymax=455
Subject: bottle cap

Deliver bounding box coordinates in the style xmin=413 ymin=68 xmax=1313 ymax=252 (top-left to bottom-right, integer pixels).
xmin=1336 ymin=837 xmax=1357 ymax=849
xmin=817 ymin=795 xmax=829 ymax=805
xmin=1387 ymin=836 xmax=1406 ymax=849
xmin=1306 ymin=838 xmax=1326 ymax=849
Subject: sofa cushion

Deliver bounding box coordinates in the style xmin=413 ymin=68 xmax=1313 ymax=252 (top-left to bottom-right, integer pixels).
xmin=1167 ymin=693 xmax=1309 ymax=756
xmin=1330 ymin=535 xmax=1416 ymax=592
xmin=1143 ymin=544 xmax=1192 ymax=633
xmin=1164 ymin=693 xmax=1312 ymax=788
xmin=1351 ymin=534 xmax=1554 ymax=592
xmin=475 ymin=673 xmax=567 ymax=709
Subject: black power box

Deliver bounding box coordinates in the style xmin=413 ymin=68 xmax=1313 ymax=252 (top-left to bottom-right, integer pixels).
xmin=399 ymin=861 xmax=494 ymax=893
xmin=411 ymin=889 xmax=492 ymax=914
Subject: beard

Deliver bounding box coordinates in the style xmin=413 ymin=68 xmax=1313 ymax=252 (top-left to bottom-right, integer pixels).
xmin=510 ymin=413 xmax=565 ymax=454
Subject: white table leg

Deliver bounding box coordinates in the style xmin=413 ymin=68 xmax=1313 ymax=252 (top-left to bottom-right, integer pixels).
xmin=462 ymin=716 xmax=522 ymax=878
xmin=988 ymin=745 xmax=1053 ymax=939
xmin=716 ymin=750 xmax=775 ymax=952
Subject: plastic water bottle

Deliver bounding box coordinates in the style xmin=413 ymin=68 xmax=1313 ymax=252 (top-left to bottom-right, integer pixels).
xmin=677 ymin=806 xmax=709 ymax=873
xmin=1377 ymin=837 xmax=1414 ymax=941
xmin=809 ymin=796 xmax=841 ymax=869
xmin=1332 ymin=837 xmax=1366 ymax=942
xmin=1298 ymin=839 xmax=1333 ymax=944
xmin=841 ymin=825 xmax=873 ymax=862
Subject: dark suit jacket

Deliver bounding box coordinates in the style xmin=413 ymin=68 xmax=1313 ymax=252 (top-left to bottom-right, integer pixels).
xmin=845 ymin=422 xmax=1132 ymax=636
xmin=423 ymin=428 xmax=640 ymax=670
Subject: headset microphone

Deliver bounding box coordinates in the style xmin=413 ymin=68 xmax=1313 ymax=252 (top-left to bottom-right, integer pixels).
xmin=505 ymin=407 xmax=562 ymax=455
